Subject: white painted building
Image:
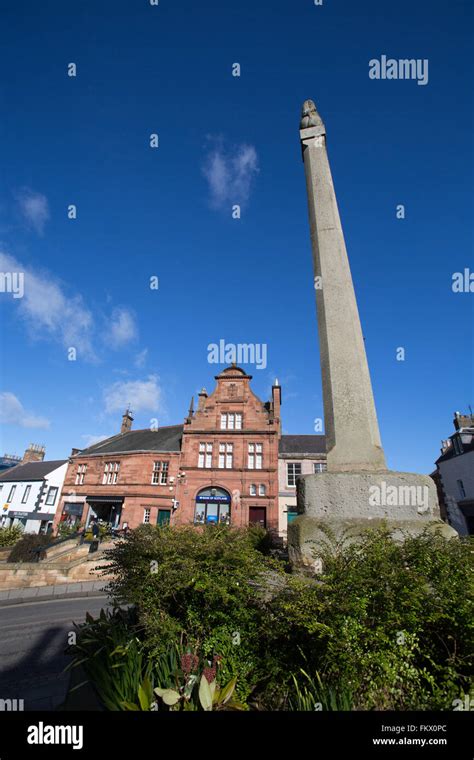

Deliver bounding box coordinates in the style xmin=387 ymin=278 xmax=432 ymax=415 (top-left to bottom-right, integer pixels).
xmin=0 ymin=459 xmax=68 ymax=534
xmin=434 ymin=412 xmax=474 ymax=536
xmin=278 ymin=435 xmax=326 ymax=538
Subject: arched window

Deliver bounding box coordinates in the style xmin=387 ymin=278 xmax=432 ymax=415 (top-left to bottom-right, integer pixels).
xmin=194 ymin=487 xmax=231 ymax=525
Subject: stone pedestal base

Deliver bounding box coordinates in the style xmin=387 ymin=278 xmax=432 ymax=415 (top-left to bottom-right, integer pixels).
xmin=288 ymin=471 xmax=458 ymax=571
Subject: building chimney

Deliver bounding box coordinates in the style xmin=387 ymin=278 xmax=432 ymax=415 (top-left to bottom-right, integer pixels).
xmin=121 ymin=407 xmax=134 ymax=434
xmin=453 ymin=411 xmax=474 ymax=431
xmin=272 ymin=379 xmax=282 ymax=438
xmin=197 ymin=388 xmax=208 ymax=412
xmin=22 ymin=443 xmax=46 ymax=463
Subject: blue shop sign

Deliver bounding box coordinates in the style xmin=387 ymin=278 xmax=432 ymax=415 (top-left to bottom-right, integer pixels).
xmin=196 ymin=494 xmax=229 ymax=504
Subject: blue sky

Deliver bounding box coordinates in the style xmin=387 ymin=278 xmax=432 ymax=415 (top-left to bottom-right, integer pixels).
xmin=0 ymin=0 xmax=472 ymax=473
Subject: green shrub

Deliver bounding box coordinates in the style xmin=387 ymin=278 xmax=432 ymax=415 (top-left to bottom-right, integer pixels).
xmin=260 ymin=526 xmax=474 ymax=710
xmin=83 ymin=524 xmax=109 ymax=542
xmin=246 ymin=524 xmax=273 ymax=554
xmin=81 ymin=524 xmax=472 ymax=712
xmin=317 ymin=527 xmax=473 ymax=709
xmin=8 ymin=532 xmax=50 ymax=562
xmin=56 ymin=523 xmax=79 ymax=539
xmin=200 ymin=624 xmax=260 ymax=703
xmin=104 ymin=524 xmax=282 ymax=659
xmin=0 ymin=524 xmax=24 ymax=547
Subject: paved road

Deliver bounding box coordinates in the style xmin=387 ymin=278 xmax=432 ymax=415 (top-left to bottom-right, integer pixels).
xmin=0 ymin=595 xmax=111 ymax=710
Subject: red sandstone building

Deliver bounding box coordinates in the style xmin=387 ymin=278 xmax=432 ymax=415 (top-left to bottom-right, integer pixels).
xmin=54 ymin=366 xmax=326 ymax=535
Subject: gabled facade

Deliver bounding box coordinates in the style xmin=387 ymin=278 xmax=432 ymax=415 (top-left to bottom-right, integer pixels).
xmin=0 ymin=459 xmax=68 ymax=534
xmin=54 ymin=366 xmax=326 ymax=536
xmin=177 ymin=366 xmax=281 ymax=531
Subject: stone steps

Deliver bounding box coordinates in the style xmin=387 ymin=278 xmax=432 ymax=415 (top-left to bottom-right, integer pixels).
xmin=42 ymin=543 xmax=91 ymax=564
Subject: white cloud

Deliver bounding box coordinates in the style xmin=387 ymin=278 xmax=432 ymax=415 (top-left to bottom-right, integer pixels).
xmin=0 ymin=251 xmax=95 ymax=360
xmin=134 ymin=348 xmax=148 ymax=368
xmin=202 ymin=140 xmax=259 ymax=209
xmin=108 ymin=308 xmax=138 ymax=349
xmin=0 ymin=391 xmax=50 ymax=429
xmin=0 ymin=251 xmax=141 ymax=363
xmin=104 ymin=375 xmax=161 ymax=414
xmin=16 ymin=189 xmax=50 ymax=235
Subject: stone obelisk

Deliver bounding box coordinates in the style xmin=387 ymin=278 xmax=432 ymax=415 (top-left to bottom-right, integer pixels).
xmin=289 ymin=100 xmax=456 ymax=570
xmin=300 ymin=99 xmax=385 ymax=472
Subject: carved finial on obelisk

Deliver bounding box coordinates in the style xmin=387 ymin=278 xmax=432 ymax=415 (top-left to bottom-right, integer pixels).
xmin=300 ymin=99 xmax=324 ymax=129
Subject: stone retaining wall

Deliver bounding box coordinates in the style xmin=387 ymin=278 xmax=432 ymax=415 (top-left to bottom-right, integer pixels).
xmin=0 ymin=557 xmax=113 ymax=590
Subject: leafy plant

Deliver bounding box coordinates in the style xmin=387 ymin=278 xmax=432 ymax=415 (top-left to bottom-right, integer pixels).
xmin=56 ymin=523 xmax=80 ymax=539
xmin=289 ymin=670 xmax=353 ymax=711
xmin=8 ymin=532 xmax=49 ymax=562
xmin=0 ymin=524 xmax=24 ymax=548
xmin=66 ymin=607 xmax=153 ymax=711
xmin=153 ymin=655 xmax=245 ymax=711
xmin=83 ymin=524 xmax=110 ymax=542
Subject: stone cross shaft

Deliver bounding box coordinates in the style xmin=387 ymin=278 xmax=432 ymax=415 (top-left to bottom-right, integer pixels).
xmin=300 ymin=99 xmax=386 ymax=472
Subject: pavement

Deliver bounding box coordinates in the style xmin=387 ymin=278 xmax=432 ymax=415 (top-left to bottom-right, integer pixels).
xmin=0 ymin=580 xmax=109 ymax=606
xmin=0 ymin=594 xmax=112 ymax=710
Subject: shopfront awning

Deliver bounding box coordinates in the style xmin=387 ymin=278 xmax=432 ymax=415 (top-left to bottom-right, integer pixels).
xmin=85 ymin=495 xmax=124 ymax=504
xmin=8 ymin=511 xmax=56 ymax=521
